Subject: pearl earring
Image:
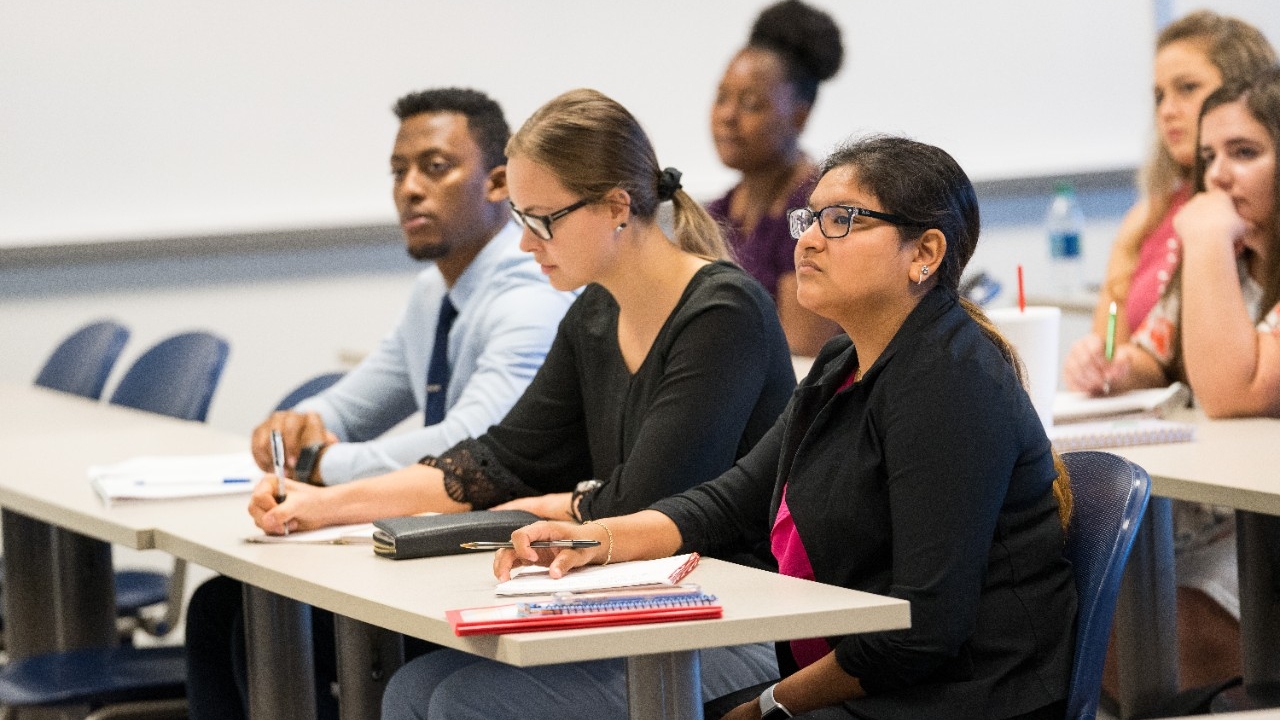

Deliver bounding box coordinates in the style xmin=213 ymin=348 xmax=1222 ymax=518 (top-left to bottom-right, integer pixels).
xmin=918 ymin=265 xmax=929 ymax=285
xmin=615 ymin=222 xmax=627 ymax=232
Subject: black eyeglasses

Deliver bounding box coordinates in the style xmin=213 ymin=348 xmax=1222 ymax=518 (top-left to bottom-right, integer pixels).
xmin=787 ymin=204 xmax=913 ymax=240
xmin=510 ymin=198 xmax=592 ymax=240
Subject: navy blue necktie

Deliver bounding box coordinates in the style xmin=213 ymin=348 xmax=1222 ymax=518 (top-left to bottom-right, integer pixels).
xmin=424 ymin=296 xmax=458 ymax=426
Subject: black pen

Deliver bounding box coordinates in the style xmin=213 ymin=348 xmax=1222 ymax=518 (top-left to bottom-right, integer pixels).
xmin=269 ymin=430 xmax=288 ymax=536
xmin=459 ymin=540 xmax=600 ymax=550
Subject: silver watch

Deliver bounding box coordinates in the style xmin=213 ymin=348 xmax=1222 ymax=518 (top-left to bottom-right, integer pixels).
xmin=759 ymin=682 xmax=792 ymax=719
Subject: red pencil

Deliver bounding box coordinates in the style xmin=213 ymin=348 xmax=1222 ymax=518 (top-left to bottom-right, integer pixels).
xmin=1017 ymin=265 xmax=1026 ymax=312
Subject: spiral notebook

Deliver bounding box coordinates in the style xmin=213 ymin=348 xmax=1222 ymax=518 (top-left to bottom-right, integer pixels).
xmin=1048 ymin=417 xmax=1195 ymax=452
xmin=447 ymin=587 xmax=722 ymax=636
xmin=493 ymin=553 xmax=701 ymax=597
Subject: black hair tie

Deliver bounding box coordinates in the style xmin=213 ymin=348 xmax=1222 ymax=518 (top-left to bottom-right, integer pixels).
xmin=656 ymin=167 xmax=683 ymax=202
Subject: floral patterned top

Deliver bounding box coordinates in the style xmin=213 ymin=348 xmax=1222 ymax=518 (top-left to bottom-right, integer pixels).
xmin=1132 ymin=256 xmax=1279 ymax=552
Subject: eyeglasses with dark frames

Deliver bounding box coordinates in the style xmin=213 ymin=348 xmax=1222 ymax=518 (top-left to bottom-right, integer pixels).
xmin=510 ymin=198 xmax=592 ymax=240
xmin=787 ymin=204 xmax=914 ymax=240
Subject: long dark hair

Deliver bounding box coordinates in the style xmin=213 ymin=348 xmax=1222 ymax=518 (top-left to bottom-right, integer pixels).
xmin=819 ymin=135 xmax=1073 ymax=527
xmin=1164 ymin=66 xmax=1280 ymax=381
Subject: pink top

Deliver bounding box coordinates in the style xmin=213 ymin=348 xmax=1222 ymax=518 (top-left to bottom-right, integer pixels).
xmin=1126 ymin=185 xmax=1191 ymax=331
xmin=767 ymin=366 xmax=859 ymax=669
xmin=771 ymin=487 xmax=831 ymax=669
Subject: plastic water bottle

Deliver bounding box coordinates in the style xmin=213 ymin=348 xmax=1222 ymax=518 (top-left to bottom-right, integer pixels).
xmin=1046 ymin=182 xmax=1084 ymax=297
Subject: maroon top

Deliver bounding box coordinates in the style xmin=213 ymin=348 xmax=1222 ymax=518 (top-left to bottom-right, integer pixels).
xmin=706 ymin=179 xmax=816 ymax=300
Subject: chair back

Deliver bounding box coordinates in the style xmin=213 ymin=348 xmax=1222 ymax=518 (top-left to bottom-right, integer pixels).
xmin=34 ymin=320 xmax=130 ymax=399
xmin=1061 ymin=450 xmax=1151 ymax=720
xmin=108 ymin=331 xmax=230 ymax=422
xmin=274 ymin=372 xmax=344 ymax=412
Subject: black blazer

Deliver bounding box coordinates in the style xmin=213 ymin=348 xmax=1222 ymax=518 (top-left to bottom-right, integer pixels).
xmin=654 ymin=286 xmax=1076 ymax=720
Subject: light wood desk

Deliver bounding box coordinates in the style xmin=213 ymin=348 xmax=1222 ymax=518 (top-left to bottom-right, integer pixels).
xmin=0 ymin=383 xmax=912 ymax=720
xmin=1109 ymin=411 xmax=1280 ymax=718
xmin=153 ymin=506 xmax=909 ymax=719
xmin=0 ymin=384 xmax=245 ymax=659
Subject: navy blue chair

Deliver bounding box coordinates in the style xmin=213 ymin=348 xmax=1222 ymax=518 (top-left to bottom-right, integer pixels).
xmin=274 ymin=371 xmax=344 ymax=412
xmin=109 ymin=331 xmax=230 ymax=422
xmin=0 ymin=331 xmax=230 ymax=719
xmin=1061 ymin=451 xmax=1151 ymax=720
xmin=34 ymin=320 xmax=130 ymax=400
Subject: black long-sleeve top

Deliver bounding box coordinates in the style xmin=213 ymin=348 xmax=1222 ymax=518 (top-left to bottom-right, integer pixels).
xmin=652 ymin=285 xmax=1076 ymax=720
xmin=425 ymin=261 xmax=796 ymax=520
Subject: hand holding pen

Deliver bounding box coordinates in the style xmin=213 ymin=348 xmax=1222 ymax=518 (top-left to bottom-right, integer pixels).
xmin=269 ymin=430 xmax=289 ymax=535
xmin=1103 ymin=301 xmax=1117 ymax=396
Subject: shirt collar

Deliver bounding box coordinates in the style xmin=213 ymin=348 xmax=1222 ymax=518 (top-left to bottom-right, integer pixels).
xmin=445 ymin=221 xmax=522 ymax=311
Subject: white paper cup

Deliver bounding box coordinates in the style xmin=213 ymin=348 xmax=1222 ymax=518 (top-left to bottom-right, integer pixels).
xmin=987 ymin=306 xmax=1061 ymax=431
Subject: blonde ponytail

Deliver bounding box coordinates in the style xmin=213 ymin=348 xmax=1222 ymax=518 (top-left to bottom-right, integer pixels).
xmin=669 ymin=189 xmax=731 ymax=261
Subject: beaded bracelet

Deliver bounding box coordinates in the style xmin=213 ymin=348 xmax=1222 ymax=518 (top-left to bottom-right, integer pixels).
xmin=584 ymin=520 xmax=614 ymax=566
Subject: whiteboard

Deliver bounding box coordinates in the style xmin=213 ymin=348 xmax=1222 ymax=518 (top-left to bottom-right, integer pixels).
xmin=0 ymin=0 xmax=1159 ymax=248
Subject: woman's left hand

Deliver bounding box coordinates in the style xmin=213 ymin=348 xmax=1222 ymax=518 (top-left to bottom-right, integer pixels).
xmin=491 ymin=492 xmax=574 ymax=521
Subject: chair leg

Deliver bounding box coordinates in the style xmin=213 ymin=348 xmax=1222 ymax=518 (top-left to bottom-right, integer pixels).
xmin=84 ymin=698 xmax=188 ymax=720
xmin=139 ymin=559 xmax=187 ymax=639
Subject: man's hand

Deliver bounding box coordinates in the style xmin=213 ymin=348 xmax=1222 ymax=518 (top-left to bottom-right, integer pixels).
xmin=250 ymin=411 xmax=334 ymax=477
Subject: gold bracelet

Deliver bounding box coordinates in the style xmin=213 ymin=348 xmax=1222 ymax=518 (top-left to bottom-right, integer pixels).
xmin=585 ymin=520 xmax=614 ymax=566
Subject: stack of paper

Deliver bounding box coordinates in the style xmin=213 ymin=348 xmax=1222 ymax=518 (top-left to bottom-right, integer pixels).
xmin=89 ymin=453 xmax=260 ymax=505
xmin=1053 ymin=382 xmax=1190 ymax=424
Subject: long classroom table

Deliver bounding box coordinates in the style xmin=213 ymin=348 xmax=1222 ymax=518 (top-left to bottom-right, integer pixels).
xmin=0 ymin=384 xmax=911 ymax=720
xmin=1110 ymin=411 xmax=1280 ymax=718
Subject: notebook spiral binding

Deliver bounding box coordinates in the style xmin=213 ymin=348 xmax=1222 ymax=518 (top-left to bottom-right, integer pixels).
xmin=523 ymin=593 xmax=719 ymax=615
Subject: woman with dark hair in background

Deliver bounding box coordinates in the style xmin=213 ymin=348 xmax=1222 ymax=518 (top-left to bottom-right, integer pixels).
xmin=707 ymin=0 xmax=844 ymax=356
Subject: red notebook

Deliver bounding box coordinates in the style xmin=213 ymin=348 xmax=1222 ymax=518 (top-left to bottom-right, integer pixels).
xmin=447 ymin=591 xmax=722 ymax=636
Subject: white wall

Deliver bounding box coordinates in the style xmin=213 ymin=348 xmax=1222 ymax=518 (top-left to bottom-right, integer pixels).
xmin=1 ymin=0 xmax=1155 ymax=247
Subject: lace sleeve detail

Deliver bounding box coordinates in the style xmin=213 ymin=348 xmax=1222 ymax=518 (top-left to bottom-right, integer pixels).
xmin=418 ymin=439 xmax=539 ymax=509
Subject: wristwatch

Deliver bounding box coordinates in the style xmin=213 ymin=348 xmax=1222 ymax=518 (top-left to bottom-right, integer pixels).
xmin=759 ymin=683 xmax=792 ymax=720
xmin=570 ymin=479 xmax=603 ymax=522
xmin=294 ymin=442 xmax=328 ymax=486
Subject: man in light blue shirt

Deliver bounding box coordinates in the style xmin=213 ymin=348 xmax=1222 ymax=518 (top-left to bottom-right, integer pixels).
xmin=249 ymin=88 xmax=571 ymax=486
xmin=195 ymin=89 xmax=572 ymax=720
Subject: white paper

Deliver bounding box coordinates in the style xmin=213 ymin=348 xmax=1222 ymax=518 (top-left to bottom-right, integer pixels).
xmin=494 ymin=553 xmax=699 ymax=596
xmin=1053 ymin=383 xmax=1189 ymax=424
xmin=244 ymin=522 xmax=378 ymax=545
xmin=89 ymin=452 xmax=259 ymax=505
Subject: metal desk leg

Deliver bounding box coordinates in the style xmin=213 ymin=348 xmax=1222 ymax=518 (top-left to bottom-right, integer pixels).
xmin=2 ymin=509 xmax=59 ymax=657
xmin=333 ymin=615 xmax=404 ymax=720
xmin=51 ymin=526 xmax=116 ymax=649
xmin=243 ymin=585 xmax=317 ymax=720
xmin=626 ymin=650 xmax=701 ymax=720
xmin=1114 ymin=497 xmax=1179 ymax=719
xmin=1212 ymin=510 xmax=1280 ymax=709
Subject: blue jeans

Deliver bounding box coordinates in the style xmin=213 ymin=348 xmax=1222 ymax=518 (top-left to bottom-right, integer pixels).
xmin=381 ymin=643 xmax=778 ymax=720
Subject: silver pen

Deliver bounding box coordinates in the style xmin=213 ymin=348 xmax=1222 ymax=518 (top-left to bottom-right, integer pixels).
xmin=459 ymin=539 xmax=601 ymax=550
xmin=269 ymin=430 xmax=288 ymax=536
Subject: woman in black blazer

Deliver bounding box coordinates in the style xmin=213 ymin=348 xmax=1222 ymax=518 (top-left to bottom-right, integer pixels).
xmin=440 ymin=136 xmax=1077 ymax=720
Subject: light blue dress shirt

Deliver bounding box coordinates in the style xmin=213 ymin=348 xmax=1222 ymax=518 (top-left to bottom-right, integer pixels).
xmin=296 ymin=223 xmax=573 ymax=484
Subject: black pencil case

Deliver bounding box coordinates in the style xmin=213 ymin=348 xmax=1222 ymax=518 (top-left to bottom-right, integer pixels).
xmin=372 ymin=510 xmax=541 ymax=560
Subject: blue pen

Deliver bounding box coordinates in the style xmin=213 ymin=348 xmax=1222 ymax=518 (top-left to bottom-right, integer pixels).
xmin=130 ymin=477 xmax=252 ymax=486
